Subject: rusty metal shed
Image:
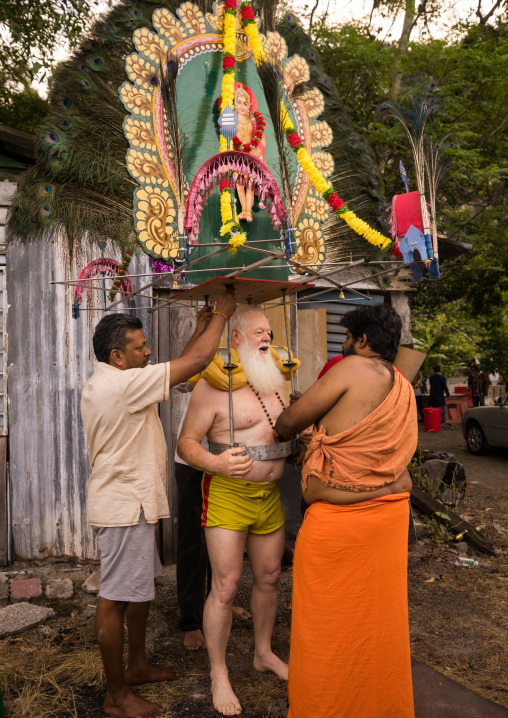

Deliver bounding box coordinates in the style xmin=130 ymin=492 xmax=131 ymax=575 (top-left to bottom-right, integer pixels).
xmin=6 ymin=235 xmax=152 ymax=561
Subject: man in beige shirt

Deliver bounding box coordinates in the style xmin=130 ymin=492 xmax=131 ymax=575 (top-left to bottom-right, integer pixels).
xmin=81 ymin=289 xmax=236 ymax=718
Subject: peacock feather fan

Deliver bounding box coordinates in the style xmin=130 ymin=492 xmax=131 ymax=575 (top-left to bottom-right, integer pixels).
xmin=9 ymin=0 xmax=189 ymax=254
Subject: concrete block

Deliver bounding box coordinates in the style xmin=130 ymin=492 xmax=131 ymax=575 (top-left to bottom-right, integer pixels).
xmin=0 ymin=573 xmax=8 ymax=583
xmin=0 ymin=582 xmax=9 ymax=607
xmin=0 ymin=182 xmax=16 ymax=205
xmin=10 ymin=578 xmax=42 ymax=602
xmin=0 ymin=602 xmax=54 ymax=637
xmin=45 ymin=577 xmax=74 ymax=600
xmin=83 ymin=569 xmax=101 ymax=594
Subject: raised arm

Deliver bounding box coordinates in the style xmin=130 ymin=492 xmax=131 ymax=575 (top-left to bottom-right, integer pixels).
xmin=274 ymin=357 xmax=355 ymax=440
xmin=169 ymin=289 xmax=236 ymax=388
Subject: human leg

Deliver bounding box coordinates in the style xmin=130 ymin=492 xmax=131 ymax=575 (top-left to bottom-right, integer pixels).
xmin=416 ymin=395 xmax=424 ymax=420
xmin=246 ymin=526 xmax=287 ymax=680
xmin=204 ymin=526 xmax=247 ymax=716
xmin=176 ymin=463 xmax=210 ymax=649
xmin=94 ymin=511 xmax=175 ymax=716
xmin=244 ymin=181 xmax=254 ymax=221
xmin=124 ymin=601 xmax=178 ymax=684
xmin=236 ymin=184 xmax=247 ymax=219
xmin=96 ymin=597 xmax=164 ymax=718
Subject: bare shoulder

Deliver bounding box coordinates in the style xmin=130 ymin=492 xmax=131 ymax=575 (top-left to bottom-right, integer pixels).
xmin=189 ymin=378 xmax=228 ymax=409
xmin=326 ymin=355 xmax=392 ymax=384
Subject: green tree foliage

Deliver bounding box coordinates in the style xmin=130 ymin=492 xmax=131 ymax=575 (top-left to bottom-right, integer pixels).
xmin=313 ymin=16 xmax=508 ymax=377
xmin=0 ymin=0 xmax=100 ymax=131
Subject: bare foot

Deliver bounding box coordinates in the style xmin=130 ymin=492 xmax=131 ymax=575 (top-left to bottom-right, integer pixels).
xmin=232 ymin=606 xmax=250 ymax=622
xmin=103 ymin=688 xmax=164 ymax=718
xmin=125 ymin=662 xmax=178 ymax=685
xmin=184 ymin=629 xmax=207 ymax=650
xmin=253 ymin=651 xmax=288 ymax=680
xmin=211 ymin=672 xmax=242 ymax=716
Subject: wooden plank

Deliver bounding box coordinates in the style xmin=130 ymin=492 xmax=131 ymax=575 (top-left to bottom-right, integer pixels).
xmin=297 ymin=308 xmax=328 ymax=393
xmin=0 ymin=437 xmax=8 ymax=565
xmin=410 ymin=484 xmax=495 ymax=556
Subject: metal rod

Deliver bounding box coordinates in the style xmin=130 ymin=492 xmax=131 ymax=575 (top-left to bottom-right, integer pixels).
xmin=150 ymin=252 xmax=287 ymax=313
xmin=298 ymin=286 xmax=372 ymax=302
xmin=177 ymin=263 xmax=287 ymax=275
xmin=107 ymin=271 xmax=171 ymax=310
xmin=287 ymin=258 xmax=370 ymax=300
xmin=224 ymin=251 xmax=286 ymax=278
xmin=177 ymin=238 xmax=284 ymax=248
xmin=281 ymin=289 xmax=295 ymax=393
xmin=184 ymin=246 xmax=230 ymax=268
xmin=48 ymin=262 xmax=406 ymax=287
xmin=227 ymin=317 xmax=235 ymax=447
xmin=340 ymin=264 xmax=406 ymax=288
xmin=292 ymin=257 xmax=372 ymax=284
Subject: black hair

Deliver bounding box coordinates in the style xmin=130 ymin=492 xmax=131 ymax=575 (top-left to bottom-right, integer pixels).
xmin=92 ymin=314 xmax=143 ymax=363
xmin=434 ymin=365 xmax=441 ymax=373
xmin=340 ymin=304 xmax=401 ymax=363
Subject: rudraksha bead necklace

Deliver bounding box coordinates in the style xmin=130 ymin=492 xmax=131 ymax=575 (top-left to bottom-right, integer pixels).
xmin=248 ymin=383 xmax=286 ymax=428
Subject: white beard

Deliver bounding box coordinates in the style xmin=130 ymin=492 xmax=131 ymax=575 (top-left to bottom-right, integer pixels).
xmin=237 ymin=343 xmax=285 ymax=397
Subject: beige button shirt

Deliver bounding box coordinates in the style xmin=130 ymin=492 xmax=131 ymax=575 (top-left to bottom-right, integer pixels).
xmin=81 ymin=361 xmax=171 ymax=527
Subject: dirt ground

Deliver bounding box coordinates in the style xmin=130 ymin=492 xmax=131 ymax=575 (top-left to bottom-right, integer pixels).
xmin=1 ymin=423 xmax=507 ymax=717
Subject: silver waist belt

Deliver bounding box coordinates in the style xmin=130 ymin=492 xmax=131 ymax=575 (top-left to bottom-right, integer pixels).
xmin=208 ymin=441 xmax=297 ymax=461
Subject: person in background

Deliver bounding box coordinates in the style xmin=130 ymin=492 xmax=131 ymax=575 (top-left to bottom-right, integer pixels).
xmin=468 ymin=366 xmax=489 ymax=407
xmin=412 ymin=374 xmax=425 ymax=421
xmin=429 ymin=365 xmax=450 ymax=424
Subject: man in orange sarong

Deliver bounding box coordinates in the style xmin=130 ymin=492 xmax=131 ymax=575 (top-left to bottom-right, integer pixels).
xmin=274 ymin=304 xmax=418 ymax=718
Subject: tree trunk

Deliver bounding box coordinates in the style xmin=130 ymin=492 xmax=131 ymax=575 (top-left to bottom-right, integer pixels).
xmin=393 ymin=0 xmax=416 ymax=96
xmin=399 ymin=0 xmax=416 ymax=48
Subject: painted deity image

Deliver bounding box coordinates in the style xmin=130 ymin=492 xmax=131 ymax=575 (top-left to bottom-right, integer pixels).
xmin=232 ymin=83 xmax=267 ymax=221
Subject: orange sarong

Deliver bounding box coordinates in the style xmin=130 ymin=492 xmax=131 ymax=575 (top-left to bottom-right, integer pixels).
xmin=302 ymin=369 xmax=417 ymax=492
xmin=288 ymin=495 xmax=414 ymax=718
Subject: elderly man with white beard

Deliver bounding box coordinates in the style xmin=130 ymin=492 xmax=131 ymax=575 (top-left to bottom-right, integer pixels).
xmin=177 ymin=306 xmax=290 ymax=717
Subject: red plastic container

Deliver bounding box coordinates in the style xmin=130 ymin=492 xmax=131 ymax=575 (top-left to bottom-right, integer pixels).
xmin=423 ymin=407 xmax=442 ymax=433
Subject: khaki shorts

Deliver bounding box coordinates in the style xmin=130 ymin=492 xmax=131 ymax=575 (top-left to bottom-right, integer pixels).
xmin=201 ymin=472 xmax=286 ymax=534
xmin=92 ymin=509 xmax=162 ymax=602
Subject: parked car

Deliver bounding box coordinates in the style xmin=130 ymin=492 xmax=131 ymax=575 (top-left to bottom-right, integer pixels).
xmin=462 ymin=394 xmax=508 ymax=455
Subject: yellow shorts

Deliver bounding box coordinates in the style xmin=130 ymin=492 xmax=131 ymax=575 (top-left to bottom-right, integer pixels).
xmin=201 ymin=472 xmax=286 ymax=534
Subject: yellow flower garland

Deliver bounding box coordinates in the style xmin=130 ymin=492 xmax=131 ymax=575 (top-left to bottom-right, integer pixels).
xmin=241 ymin=7 xmax=392 ymax=252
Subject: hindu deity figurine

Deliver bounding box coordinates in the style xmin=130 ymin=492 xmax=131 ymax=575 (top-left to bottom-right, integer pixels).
xmin=232 ymin=83 xmax=267 ymax=221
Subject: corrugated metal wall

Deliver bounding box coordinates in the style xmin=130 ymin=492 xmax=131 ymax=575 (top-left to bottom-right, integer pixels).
xmin=7 ymin=238 xmax=152 ymax=560
xmin=298 ymin=289 xmax=384 ymax=359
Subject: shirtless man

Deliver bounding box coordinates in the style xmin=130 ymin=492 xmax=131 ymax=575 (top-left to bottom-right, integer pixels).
xmin=274 ymin=303 xmax=417 ymax=718
xmin=178 ymin=306 xmax=289 ymax=717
